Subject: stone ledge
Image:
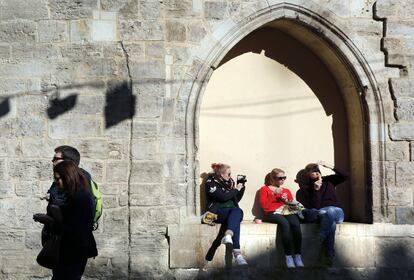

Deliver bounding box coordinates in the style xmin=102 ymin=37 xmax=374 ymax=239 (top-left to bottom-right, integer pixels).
xmin=167 ymin=222 xmax=414 ymax=269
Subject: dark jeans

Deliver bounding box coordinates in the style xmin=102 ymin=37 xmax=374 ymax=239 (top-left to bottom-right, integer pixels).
xmin=304 ymin=207 xmax=344 ymax=257
xmin=52 ymin=258 xmax=87 ymax=280
xmin=216 ymin=207 xmax=244 ymax=249
xmin=264 ymin=213 xmax=302 ymax=255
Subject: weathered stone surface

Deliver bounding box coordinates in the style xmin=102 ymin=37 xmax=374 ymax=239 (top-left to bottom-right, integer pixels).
xmin=49 ymin=117 xmax=102 ymax=139
xmin=70 ymin=20 xmax=92 ymax=43
xmin=0 ymin=45 xmax=10 ymax=59
xmin=387 ymin=187 xmax=413 ymax=206
xmin=166 ymin=20 xmax=186 ymax=42
xmin=145 ymin=41 xmax=164 ymax=59
xmin=390 ymin=78 xmax=414 ymax=99
xmin=0 ymin=198 xmax=44 ymax=229
xmin=396 ymin=162 xmax=414 ymax=187
xmin=119 ymin=20 xmax=164 ymax=41
xmin=48 ymin=0 xmax=96 ymax=19
xmin=80 ymin=160 xmax=104 ymax=182
xmin=132 ymin=121 xmax=158 ymax=138
xmin=390 ymin=123 xmax=414 ymax=140
xmin=395 ymin=98 xmax=414 ymax=121
xmin=131 ymin=138 xmax=158 ymax=160
xmin=0 ymin=230 xmax=25 ymax=250
xmin=0 ymin=20 xmax=37 ymax=43
xmin=9 ymin=160 xmax=51 ymax=181
xmin=130 ymin=184 xmax=165 ymax=206
xmin=138 ymin=0 xmax=162 ymax=19
xmin=396 ymin=207 xmax=414 ymax=224
xmin=0 ymin=0 xmax=49 ymax=21
xmin=106 ymin=161 xmax=129 ymax=182
xmin=204 ymin=1 xmax=228 ymax=20
xmin=135 ymin=94 xmax=163 ymax=118
xmin=130 ymin=59 xmax=165 ymax=80
xmin=188 ymin=21 xmax=207 ymax=42
xmin=376 ymin=238 xmax=414 ymax=268
xmin=386 ymin=141 xmax=410 ymax=161
xmin=130 ymin=161 xmax=163 ymax=183
xmin=38 ymin=20 xmax=68 ymax=43
xmin=102 ymin=207 xmax=128 ymax=233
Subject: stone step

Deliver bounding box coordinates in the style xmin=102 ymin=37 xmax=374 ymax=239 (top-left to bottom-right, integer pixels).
xmin=167 ymin=222 xmax=414 ymax=270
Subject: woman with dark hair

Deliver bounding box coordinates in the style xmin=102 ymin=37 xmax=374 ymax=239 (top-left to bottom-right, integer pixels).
xmin=35 ymin=161 xmax=98 ymax=279
xmin=259 ymin=168 xmax=304 ymax=268
xmin=205 ymin=163 xmax=248 ymax=266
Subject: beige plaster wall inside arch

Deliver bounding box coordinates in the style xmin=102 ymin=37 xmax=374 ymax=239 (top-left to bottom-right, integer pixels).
xmin=199 ymin=52 xmax=337 ymax=220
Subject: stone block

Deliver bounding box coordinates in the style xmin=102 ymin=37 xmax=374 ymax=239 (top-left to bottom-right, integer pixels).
xmin=102 ymin=195 xmax=118 ymax=209
xmin=375 ymin=0 xmax=399 ymax=18
xmin=132 ymin=121 xmax=158 ymax=138
xmin=0 ymin=180 xmax=14 ymax=198
xmin=102 ymin=207 xmax=128 ymax=233
xmin=387 ymin=21 xmax=414 ymax=37
xmin=106 ymin=161 xmax=129 ymax=183
xmin=135 ymin=94 xmax=163 ymax=118
xmin=9 ymin=159 xmax=51 ymax=181
xmin=130 ymin=184 xmax=165 ymax=206
xmin=0 ymin=198 xmax=44 ymax=229
xmin=204 ymin=1 xmax=227 ymax=20
xmin=391 ymin=78 xmax=414 ymax=99
xmin=375 ymin=238 xmax=414 ymax=268
xmin=48 ymin=0 xmax=96 ymax=19
xmin=138 ymin=0 xmax=162 ymax=19
xmin=92 ymin=19 xmax=117 ymax=42
xmin=121 ymin=42 xmax=144 ymax=59
xmin=334 ymin=237 xmax=375 ymax=267
xmin=0 ymin=0 xmax=49 ymax=20
xmin=0 ymin=45 xmax=10 ymax=59
xmin=0 ymin=138 xmax=20 ymax=157
xmin=130 ymin=59 xmax=165 ymax=80
xmin=15 ymin=181 xmax=42 ymax=197
xmin=38 ymin=20 xmax=68 ymax=43
xmin=395 ymin=98 xmax=414 ymax=121
xmin=130 ymin=161 xmax=163 ymax=183
xmin=49 ymin=117 xmax=102 ymax=139
xmin=79 ymin=160 xmax=104 ymax=182
xmin=145 ymin=42 xmax=165 ymax=59
xmin=119 ymin=20 xmax=163 ymax=41
xmin=389 ymin=123 xmax=414 ymax=140
xmin=396 ymin=162 xmax=414 ymax=187
xmin=188 ymin=21 xmax=207 ymax=42
xmin=0 ymin=251 xmax=46 ymax=275
xmin=75 ymin=139 xmax=125 ymax=160
xmin=0 ymin=230 xmax=25 ymax=250
xmin=20 ymin=138 xmax=58 ymax=158
xmin=25 ymin=230 xmax=43 ymax=250
xmin=0 ymin=20 xmax=37 ymax=43
xmin=160 ymin=138 xmax=186 ymax=154
xmin=70 ymin=20 xmax=92 ymax=43
xmin=166 ymin=20 xmax=186 ymax=42
xmin=387 ymin=187 xmax=413 ymax=206
xmin=99 ymin=183 xmax=126 ymax=195
xmin=131 ymin=138 xmax=158 ymax=160
xmin=165 ymin=182 xmax=187 ymax=206
xmin=395 ymin=207 xmax=414 ymax=224
xmin=17 ymin=95 xmax=47 ymax=117
xmin=385 ymin=141 xmax=410 ymax=161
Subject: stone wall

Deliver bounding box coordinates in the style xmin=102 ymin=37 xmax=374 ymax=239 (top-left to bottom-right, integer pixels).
xmin=0 ymin=0 xmax=413 ymax=279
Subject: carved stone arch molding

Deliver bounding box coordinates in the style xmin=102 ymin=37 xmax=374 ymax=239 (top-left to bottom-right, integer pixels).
xmin=182 ymin=2 xmax=390 ymax=223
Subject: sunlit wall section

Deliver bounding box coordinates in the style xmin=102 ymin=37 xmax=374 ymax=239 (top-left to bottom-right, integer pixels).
xmin=199 ymin=52 xmax=335 ymax=220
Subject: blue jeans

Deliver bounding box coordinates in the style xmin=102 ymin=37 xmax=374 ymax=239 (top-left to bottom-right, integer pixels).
xmin=216 ymin=207 xmax=243 ymax=249
xmin=304 ymin=206 xmax=344 ymax=257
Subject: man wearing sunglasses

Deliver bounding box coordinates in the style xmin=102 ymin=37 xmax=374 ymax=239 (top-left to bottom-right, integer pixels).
xmin=298 ymin=161 xmax=349 ymax=266
xmin=34 ymin=146 xmax=92 ymax=244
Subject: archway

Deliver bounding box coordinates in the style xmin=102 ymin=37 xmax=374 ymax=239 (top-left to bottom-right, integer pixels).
xmin=185 ymin=4 xmax=386 ymax=224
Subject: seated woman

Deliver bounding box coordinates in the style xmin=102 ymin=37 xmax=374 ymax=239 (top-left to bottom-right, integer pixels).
xmin=205 ymin=163 xmax=248 ymax=266
xmin=259 ymin=168 xmax=304 ymax=268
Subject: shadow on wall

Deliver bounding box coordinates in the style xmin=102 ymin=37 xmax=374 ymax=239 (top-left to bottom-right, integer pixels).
xmin=0 ymin=79 xmax=135 ymax=129
xmin=189 ymin=238 xmax=414 ymax=280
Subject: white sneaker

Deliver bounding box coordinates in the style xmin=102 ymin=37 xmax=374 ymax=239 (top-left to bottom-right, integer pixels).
xmin=293 ymin=254 xmax=304 ymax=267
xmin=234 ymin=254 xmax=248 ymax=266
xmin=221 ymin=234 xmax=233 ymax=245
xmin=286 ymin=255 xmax=296 ymax=268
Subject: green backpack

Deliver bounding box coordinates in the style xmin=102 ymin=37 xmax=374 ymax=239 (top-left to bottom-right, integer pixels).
xmin=90 ymin=180 xmax=103 ymax=230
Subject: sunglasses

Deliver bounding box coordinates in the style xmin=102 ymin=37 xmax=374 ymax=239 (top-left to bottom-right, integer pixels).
xmin=54 ymin=176 xmax=62 ymax=182
xmin=52 ymin=156 xmax=64 ymax=163
xmin=275 ymin=176 xmax=287 ymax=180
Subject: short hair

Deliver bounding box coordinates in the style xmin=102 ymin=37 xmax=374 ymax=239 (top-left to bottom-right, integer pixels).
xmin=305 ymin=163 xmax=320 ymax=173
xmin=54 ymin=146 xmax=80 ymax=166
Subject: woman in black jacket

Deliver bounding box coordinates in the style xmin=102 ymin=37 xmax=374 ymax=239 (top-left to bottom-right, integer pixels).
xmin=205 ymin=163 xmax=247 ymax=266
xmin=48 ymin=161 xmax=97 ymax=280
